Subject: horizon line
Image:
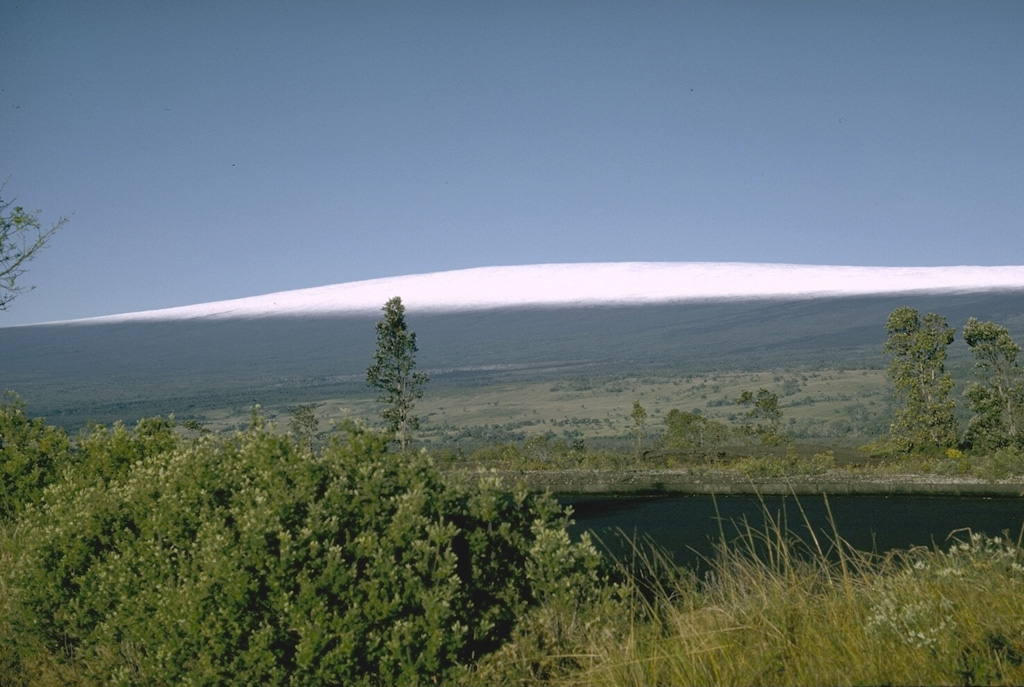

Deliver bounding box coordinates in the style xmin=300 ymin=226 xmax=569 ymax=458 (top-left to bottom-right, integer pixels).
xmin=14 ymin=261 xmax=1024 ymax=328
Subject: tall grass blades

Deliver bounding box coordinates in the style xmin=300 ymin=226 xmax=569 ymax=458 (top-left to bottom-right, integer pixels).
xmin=471 ymin=495 xmax=1024 ymax=687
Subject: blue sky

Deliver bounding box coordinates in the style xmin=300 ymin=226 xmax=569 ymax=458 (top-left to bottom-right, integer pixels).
xmin=2 ymin=1 xmax=1022 ymax=326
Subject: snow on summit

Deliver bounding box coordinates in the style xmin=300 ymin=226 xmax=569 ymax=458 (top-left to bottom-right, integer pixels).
xmin=80 ymin=262 xmax=1024 ymax=324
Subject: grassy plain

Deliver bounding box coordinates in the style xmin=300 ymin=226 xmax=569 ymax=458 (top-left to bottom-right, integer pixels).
xmin=243 ymin=367 xmax=892 ymax=450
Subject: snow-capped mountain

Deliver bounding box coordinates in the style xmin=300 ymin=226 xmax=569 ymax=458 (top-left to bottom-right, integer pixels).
xmin=8 ymin=262 xmax=1024 ymax=432
xmin=74 ymin=262 xmax=1024 ymax=324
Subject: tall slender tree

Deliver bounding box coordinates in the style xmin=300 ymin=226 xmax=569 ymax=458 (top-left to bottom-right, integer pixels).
xmin=288 ymin=403 xmax=320 ymax=452
xmin=366 ymin=297 xmax=428 ymax=451
xmin=883 ymin=306 xmax=958 ymax=454
xmin=736 ymin=388 xmax=785 ymax=445
xmin=630 ymin=400 xmax=647 ymax=458
xmin=963 ymin=317 xmax=1024 ymax=451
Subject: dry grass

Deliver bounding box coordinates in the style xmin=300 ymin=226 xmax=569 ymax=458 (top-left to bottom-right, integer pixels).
xmin=469 ymin=494 xmax=1024 ymax=686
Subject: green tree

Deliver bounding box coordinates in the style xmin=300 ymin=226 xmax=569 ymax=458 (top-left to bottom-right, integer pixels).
xmin=963 ymin=317 xmax=1024 ymax=451
xmin=0 ymin=184 xmax=69 ymax=311
xmin=630 ymin=400 xmax=647 ymax=457
xmin=883 ymin=306 xmax=958 ymax=454
xmin=659 ymin=409 xmax=732 ymax=459
xmin=366 ymin=296 xmax=429 ymax=451
xmin=288 ymin=402 xmax=320 ymax=451
xmin=736 ymin=388 xmax=785 ymax=445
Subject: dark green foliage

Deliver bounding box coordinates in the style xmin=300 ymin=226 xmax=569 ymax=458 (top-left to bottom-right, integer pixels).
xmin=73 ymin=416 xmax=179 ymax=484
xmin=659 ymin=409 xmax=732 ymax=458
xmin=4 ymin=415 xmax=604 ymax=685
xmin=736 ymin=388 xmax=786 ymax=445
xmin=366 ymin=296 xmax=429 ymax=451
xmin=884 ymin=307 xmax=958 ymax=454
xmin=963 ymin=317 xmax=1024 ymax=452
xmin=630 ymin=400 xmax=647 ymax=457
xmin=288 ymin=402 xmax=320 ymax=451
xmin=0 ymin=391 xmax=70 ymax=520
xmin=971 ymin=446 xmax=1024 ymax=480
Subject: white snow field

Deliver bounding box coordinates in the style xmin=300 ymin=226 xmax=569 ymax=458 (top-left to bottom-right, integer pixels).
xmin=74 ymin=262 xmax=1024 ymax=324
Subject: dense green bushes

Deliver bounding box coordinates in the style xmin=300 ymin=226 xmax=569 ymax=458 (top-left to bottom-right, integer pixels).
xmin=0 ymin=393 xmax=180 ymax=522
xmin=5 ymin=393 xmax=1024 ymax=685
xmin=0 ymin=392 xmax=70 ymax=521
xmin=1 ymin=414 xmax=606 ymax=686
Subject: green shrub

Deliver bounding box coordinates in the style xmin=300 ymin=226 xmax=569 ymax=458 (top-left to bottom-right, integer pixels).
xmin=0 ymin=403 xmax=185 ymax=522
xmin=4 ymin=417 xmax=605 ymax=686
xmin=73 ymin=415 xmax=179 ymax=484
xmin=973 ymin=447 xmax=1024 ymax=480
xmin=0 ymin=392 xmax=70 ymax=521
xmin=733 ymin=448 xmax=838 ymax=478
xmin=659 ymin=409 xmax=732 ymax=460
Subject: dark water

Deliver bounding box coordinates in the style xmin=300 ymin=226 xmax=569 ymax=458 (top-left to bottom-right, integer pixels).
xmin=565 ymin=493 xmax=1024 ymax=571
